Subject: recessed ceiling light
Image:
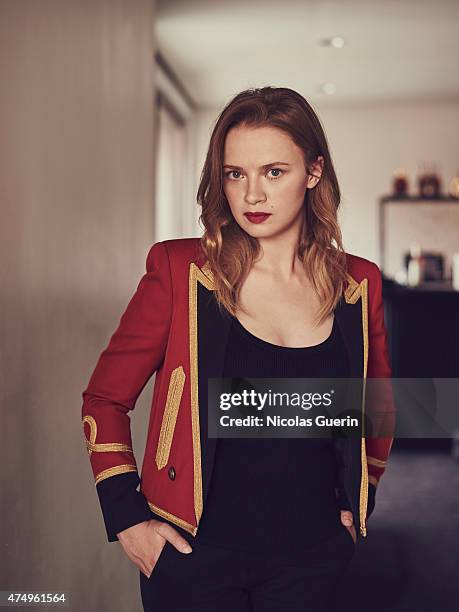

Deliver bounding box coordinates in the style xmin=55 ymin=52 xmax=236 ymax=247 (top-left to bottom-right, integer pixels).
xmin=331 ymin=36 xmax=345 ymax=48
xmin=319 ymin=36 xmax=345 ymax=48
xmin=319 ymin=82 xmax=336 ymax=95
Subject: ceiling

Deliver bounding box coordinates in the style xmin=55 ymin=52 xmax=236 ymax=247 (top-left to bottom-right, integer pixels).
xmin=155 ymin=0 xmax=459 ymax=109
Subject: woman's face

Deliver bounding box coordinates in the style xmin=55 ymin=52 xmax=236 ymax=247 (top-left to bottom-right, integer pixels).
xmin=222 ymin=124 xmax=322 ymax=240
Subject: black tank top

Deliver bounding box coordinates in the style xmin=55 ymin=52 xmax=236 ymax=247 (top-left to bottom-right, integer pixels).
xmin=195 ymin=313 xmax=350 ymax=555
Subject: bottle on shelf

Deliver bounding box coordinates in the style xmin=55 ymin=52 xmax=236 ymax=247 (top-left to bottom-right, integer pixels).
xmin=407 ymin=242 xmax=424 ymax=286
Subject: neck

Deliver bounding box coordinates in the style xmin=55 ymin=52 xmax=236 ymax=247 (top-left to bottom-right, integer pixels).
xmin=254 ymin=225 xmax=305 ymax=283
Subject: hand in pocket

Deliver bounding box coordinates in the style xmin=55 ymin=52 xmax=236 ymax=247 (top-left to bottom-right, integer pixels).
xmin=117 ymin=519 xmax=193 ymax=578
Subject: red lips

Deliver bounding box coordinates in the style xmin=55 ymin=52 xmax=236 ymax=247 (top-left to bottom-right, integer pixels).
xmin=244 ymin=212 xmax=272 ymax=224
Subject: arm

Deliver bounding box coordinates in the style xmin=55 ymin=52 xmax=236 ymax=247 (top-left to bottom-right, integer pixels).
xmin=96 ymin=472 xmax=153 ymax=542
xmin=81 ymin=241 xmax=173 ymax=542
xmin=365 ymin=263 xmax=395 ymax=520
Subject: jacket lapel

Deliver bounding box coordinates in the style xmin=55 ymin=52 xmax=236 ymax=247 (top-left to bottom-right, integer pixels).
xmin=189 ymin=259 xmax=369 ymax=532
xmin=335 ymin=274 xmax=365 ymax=378
xmin=335 ymin=273 xmax=370 ymax=535
xmin=189 ymin=262 xmax=232 ymax=516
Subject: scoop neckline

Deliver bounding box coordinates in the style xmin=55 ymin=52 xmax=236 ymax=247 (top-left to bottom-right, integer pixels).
xmin=231 ymin=315 xmax=337 ymax=354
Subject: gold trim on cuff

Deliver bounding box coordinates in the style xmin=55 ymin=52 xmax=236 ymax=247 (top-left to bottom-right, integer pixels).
xmin=368 ymin=474 xmax=379 ymax=487
xmin=367 ymin=456 xmax=387 ymax=468
xmin=95 ymin=464 xmax=137 ymax=485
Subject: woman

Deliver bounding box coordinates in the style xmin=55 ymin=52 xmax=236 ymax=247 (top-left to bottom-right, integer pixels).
xmin=81 ymin=86 xmax=393 ymax=612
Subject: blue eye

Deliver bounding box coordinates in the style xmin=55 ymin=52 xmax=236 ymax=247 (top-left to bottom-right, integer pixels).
xmin=224 ymin=168 xmax=284 ymax=180
xmin=225 ymin=170 xmax=242 ymax=180
xmin=268 ymin=168 xmax=283 ymax=179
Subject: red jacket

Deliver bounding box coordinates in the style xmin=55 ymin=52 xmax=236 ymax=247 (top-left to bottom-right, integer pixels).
xmin=82 ymin=237 xmax=394 ymax=541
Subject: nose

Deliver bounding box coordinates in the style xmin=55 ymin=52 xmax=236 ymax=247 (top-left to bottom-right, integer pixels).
xmin=244 ymin=177 xmax=266 ymax=205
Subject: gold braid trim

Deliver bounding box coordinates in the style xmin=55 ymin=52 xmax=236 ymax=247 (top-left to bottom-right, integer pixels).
xmin=156 ymin=366 xmax=186 ymax=470
xmin=188 ymin=263 xmax=207 ymax=526
xmin=360 ymin=277 xmax=369 ymax=537
xmin=344 ymin=273 xmax=361 ymax=303
xmin=95 ymin=464 xmax=137 ymax=485
xmin=82 ymin=415 xmax=133 ymax=455
xmin=147 ymin=502 xmax=197 ymax=536
xmin=367 ymin=456 xmax=387 ymax=468
xmin=368 ymin=474 xmax=379 ymax=487
xmin=344 ymin=274 xmax=369 ymax=537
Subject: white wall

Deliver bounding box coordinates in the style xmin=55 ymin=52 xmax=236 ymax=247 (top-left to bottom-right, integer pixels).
xmin=192 ymin=100 xmax=459 ymax=265
xmin=0 ymin=1 xmax=156 ymax=610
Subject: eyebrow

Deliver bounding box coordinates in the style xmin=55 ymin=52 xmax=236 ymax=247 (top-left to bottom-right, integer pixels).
xmin=223 ymin=161 xmax=291 ymax=170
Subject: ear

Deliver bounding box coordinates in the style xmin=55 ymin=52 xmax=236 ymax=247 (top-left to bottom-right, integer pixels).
xmin=306 ymin=155 xmax=324 ymax=189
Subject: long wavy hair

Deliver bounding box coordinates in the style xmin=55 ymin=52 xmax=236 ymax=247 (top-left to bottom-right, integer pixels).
xmin=197 ymin=86 xmax=348 ymax=326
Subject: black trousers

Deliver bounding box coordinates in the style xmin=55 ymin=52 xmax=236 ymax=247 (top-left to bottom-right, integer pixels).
xmin=139 ymin=525 xmax=355 ymax=612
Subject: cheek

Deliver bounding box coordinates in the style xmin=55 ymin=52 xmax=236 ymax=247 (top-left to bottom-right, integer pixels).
xmin=223 ymin=182 xmax=242 ymax=205
xmin=287 ymin=176 xmax=308 ymax=198
xmin=273 ymin=178 xmax=307 ymax=207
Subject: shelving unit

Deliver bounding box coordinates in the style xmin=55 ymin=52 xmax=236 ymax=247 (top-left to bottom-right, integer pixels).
xmin=379 ymin=196 xmax=459 ymax=452
xmin=378 ymin=195 xmax=459 ymax=279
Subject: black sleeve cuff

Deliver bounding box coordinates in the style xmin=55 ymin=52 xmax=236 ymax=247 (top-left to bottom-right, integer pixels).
xmin=335 ymin=486 xmax=353 ymax=511
xmin=96 ymin=471 xmax=154 ymax=543
xmin=335 ymin=483 xmax=377 ymax=521
xmin=366 ymin=482 xmax=377 ymax=520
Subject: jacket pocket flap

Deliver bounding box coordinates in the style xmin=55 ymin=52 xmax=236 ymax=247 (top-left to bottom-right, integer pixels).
xmin=155 ymin=365 xmax=186 ymax=470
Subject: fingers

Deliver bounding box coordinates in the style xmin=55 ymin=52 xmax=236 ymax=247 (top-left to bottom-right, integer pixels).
xmin=340 ymin=510 xmax=353 ymax=527
xmin=140 ymin=532 xmax=167 ymax=578
xmin=119 ymin=520 xmax=194 ymax=581
xmin=339 ymin=511 xmax=357 ymax=545
xmin=141 ymin=523 xmax=192 ymax=579
xmin=142 ymin=559 xmax=154 ymax=579
xmin=154 ymin=521 xmax=192 ymax=554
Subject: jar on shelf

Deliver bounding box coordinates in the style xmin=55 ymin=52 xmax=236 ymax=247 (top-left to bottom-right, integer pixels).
xmin=417 ymin=162 xmax=442 ymax=198
xmin=392 ymin=168 xmax=409 ymax=197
